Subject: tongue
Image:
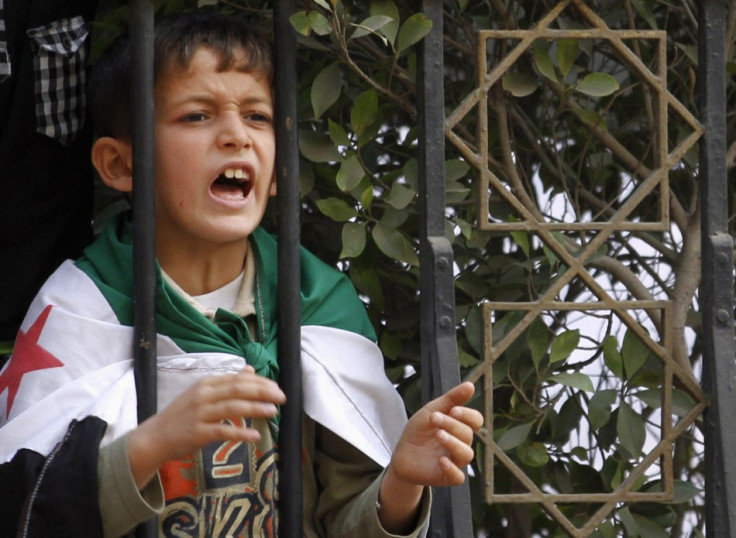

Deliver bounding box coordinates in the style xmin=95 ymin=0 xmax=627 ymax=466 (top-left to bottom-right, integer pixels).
xmin=211 ymin=182 xmax=245 ymax=200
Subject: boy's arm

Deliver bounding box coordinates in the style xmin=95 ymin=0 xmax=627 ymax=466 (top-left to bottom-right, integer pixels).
xmin=98 ymin=434 xmax=163 ymax=537
xmin=312 ymin=424 xmax=431 ymax=538
xmin=377 ymin=382 xmax=483 ymax=534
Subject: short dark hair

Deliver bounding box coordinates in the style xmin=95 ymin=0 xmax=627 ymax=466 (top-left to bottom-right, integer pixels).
xmin=89 ymin=10 xmax=273 ymax=139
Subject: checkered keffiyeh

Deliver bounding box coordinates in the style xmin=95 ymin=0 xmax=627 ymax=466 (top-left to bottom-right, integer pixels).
xmin=27 ymin=16 xmax=90 ymax=146
xmin=0 ymin=0 xmax=10 ymax=81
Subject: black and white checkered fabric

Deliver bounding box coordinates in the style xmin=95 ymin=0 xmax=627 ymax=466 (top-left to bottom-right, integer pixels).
xmin=26 ymin=16 xmax=90 ymax=146
xmin=0 ymin=0 xmax=10 ymax=81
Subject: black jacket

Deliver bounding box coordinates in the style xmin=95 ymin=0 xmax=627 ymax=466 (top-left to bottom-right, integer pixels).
xmin=0 ymin=416 xmax=105 ymax=537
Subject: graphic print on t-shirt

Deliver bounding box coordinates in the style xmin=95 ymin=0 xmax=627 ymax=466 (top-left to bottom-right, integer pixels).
xmin=159 ymin=418 xmax=280 ymax=537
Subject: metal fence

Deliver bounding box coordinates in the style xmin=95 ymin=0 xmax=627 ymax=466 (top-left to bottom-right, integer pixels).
xmin=128 ymin=1 xmax=732 ymax=536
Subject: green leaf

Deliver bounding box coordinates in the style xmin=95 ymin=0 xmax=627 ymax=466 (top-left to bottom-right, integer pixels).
xmin=528 ymin=319 xmax=548 ymax=369
xmin=618 ymin=506 xmax=640 ymax=536
xmin=603 ymin=335 xmax=624 ymax=379
xmin=510 ymin=230 xmax=530 ymax=258
xmin=403 ymin=159 xmax=418 ymax=190
xmin=549 ymin=329 xmax=580 ymax=363
xmin=351 ymin=89 xmax=378 ymax=137
xmin=556 ymin=39 xmax=579 ymax=78
xmin=289 ymin=12 xmax=312 ymax=36
xmin=634 ymin=388 xmax=698 ymax=417
xmin=445 ymin=159 xmax=470 ymax=182
xmin=350 ymin=15 xmax=394 ymax=42
xmin=630 ymin=0 xmax=658 ymax=29
xmin=298 ymin=129 xmax=341 ymax=162
xmin=645 ymin=479 xmax=701 ymax=504
xmin=617 ymin=402 xmax=646 ymax=458
xmin=340 ymin=222 xmax=366 ymax=258
xmin=372 ymin=223 xmax=419 ymax=265
xmin=588 ymin=389 xmax=617 ymax=429
xmin=542 ymin=243 xmax=560 ymax=268
xmin=575 ymin=73 xmax=620 ymax=97
xmin=496 ymin=422 xmax=534 ymax=451
xmin=458 ymin=348 xmax=479 ymax=368
xmin=622 ymin=329 xmax=649 ymax=378
xmin=396 ymin=13 xmax=433 ymax=53
xmin=591 ymin=520 xmax=617 ymax=538
xmin=307 ymin=11 xmax=332 ymax=36
xmin=502 ymin=72 xmax=538 ymax=97
xmin=385 ymin=183 xmax=415 ymax=209
xmin=359 ymin=185 xmax=374 ymax=211
xmin=517 ymin=441 xmax=549 ymax=467
xmin=631 ymin=514 xmax=670 ymax=538
xmin=314 ymin=197 xmax=358 ymax=222
xmin=380 ymin=206 xmax=409 ymax=228
xmin=446 ymin=180 xmax=470 ymax=204
xmin=549 ymin=372 xmax=594 ymax=393
xmin=349 ymin=267 xmax=384 ymax=311
xmin=311 ymin=62 xmax=342 ymax=119
xmin=336 ymin=154 xmax=365 ymax=192
xmin=370 ymin=0 xmax=399 ymax=45
xmin=312 ymin=0 xmax=332 ymax=10
xmin=671 ymin=480 xmax=702 ymax=504
xmin=328 ymin=118 xmax=351 ymax=147
xmin=379 ymin=330 xmax=402 ymax=360
xmin=577 ymin=108 xmax=607 ymax=130
xmin=533 ymin=46 xmax=559 ymax=83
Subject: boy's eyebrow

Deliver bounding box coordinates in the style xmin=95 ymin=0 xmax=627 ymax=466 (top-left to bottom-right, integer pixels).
xmin=168 ymin=94 xmax=273 ymax=108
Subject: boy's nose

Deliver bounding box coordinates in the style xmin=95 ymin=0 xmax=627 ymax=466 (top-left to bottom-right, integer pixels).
xmin=217 ymin=115 xmax=251 ymax=149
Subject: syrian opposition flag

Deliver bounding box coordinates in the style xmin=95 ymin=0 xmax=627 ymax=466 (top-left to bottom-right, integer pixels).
xmin=0 ymin=216 xmax=406 ymax=468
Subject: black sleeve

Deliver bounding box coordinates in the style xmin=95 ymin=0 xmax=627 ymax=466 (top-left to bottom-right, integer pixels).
xmin=0 ymin=416 xmax=107 ymax=538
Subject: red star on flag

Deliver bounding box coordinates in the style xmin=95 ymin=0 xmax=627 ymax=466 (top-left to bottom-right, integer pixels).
xmin=0 ymin=305 xmax=64 ymax=418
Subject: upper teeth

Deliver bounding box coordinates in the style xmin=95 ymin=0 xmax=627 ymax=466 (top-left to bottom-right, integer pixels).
xmin=224 ymin=168 xmax=248 ymax=180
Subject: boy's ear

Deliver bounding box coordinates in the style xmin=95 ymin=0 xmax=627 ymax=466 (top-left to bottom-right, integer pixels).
xmin=91 ymin=137 xmax=133 ymax=192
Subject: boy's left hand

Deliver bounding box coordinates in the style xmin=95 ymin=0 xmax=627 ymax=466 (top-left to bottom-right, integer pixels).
xmin=388 ymin=381 xmax=483 ymax=488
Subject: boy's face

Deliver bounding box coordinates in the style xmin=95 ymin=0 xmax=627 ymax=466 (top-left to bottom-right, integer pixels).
xmin=153 ymin=47 xmax=275 ymax=252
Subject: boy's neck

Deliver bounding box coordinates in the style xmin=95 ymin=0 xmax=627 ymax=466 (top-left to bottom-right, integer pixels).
xmin=156 ymin=237 xmax=249 ymax=296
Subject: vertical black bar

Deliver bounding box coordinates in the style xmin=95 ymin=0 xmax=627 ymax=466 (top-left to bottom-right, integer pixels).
xmin=418 ymin=1 xmax=474 ymax=536
xmin=699 ymin=1 xmax=736 ymax=537
xmin=131 ymin=1 xmax=157 ymax=536
xmin=274 ymin=2 xmax=302 ymax=537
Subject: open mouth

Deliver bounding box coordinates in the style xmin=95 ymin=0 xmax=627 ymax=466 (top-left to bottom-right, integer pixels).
xmin=211 ymin=168 xmax=253 ymax=200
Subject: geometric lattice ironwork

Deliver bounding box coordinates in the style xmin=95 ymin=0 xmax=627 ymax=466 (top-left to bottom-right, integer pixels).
xmin=445 ymin=0 xmax=707 ymax=535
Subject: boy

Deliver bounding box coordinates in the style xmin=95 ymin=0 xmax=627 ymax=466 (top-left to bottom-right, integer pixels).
xmin=0 ymin=10 xmax=482 ymax=537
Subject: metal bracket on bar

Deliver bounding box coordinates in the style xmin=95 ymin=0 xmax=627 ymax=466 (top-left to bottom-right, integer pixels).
xmin=703 ymin=234 xmax=736 ymax=538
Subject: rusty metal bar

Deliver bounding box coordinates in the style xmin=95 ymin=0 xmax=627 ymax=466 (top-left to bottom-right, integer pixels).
xmin=699 ymin=1 xmax=736 ymax=536
xmin=130 ymin=0 xmax=157 ymax=537
xmin=418 ymin=1 xmax=473 ymax=536
xmin=273 ymin=1 xmax=303 ymax=536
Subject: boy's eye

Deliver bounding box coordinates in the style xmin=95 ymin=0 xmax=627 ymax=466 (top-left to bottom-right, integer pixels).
xmin=181 ymin=112 xmax=208 ymax=122
xmin=246 ymin=112 xmax=271 ymax=123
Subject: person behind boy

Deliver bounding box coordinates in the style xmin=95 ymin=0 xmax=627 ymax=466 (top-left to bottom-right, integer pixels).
xmin=0 ymin=10 xmax=483 ymax=538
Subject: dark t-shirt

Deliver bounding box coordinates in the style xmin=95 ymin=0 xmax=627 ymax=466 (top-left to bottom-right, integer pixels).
xmin=0 ymin=0 xmax=98 ymax=340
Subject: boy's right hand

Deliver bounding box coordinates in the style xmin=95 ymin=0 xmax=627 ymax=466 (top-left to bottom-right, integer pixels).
xmin=126 ymin=365 xmax=285 ymax=489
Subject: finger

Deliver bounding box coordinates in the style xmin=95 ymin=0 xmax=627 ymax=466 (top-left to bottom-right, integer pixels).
xmin=436 ymin=428 xmax=475 ymax=467
xmin=204 ymin=372 xmax=286 ymax=404
xmin=449 ymin=406 xmax=484 ymax=432
xmin=199 ymin=398 xmax=280 ymax=423
xmin=438 ymin=456 xmax=467 ymax=486
xmin=427 ymin=382 xmax=475 ymax=414
xmin=431 ymin=411 xmax=475 ymax=445
xmin=201 ymin=419 xmax=263 ymax=445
